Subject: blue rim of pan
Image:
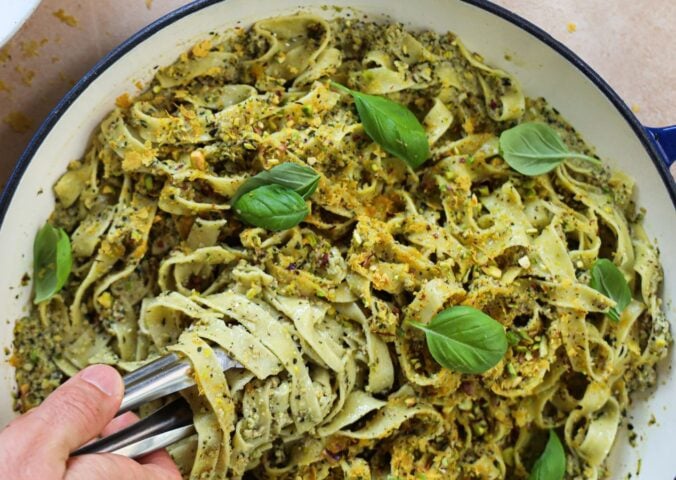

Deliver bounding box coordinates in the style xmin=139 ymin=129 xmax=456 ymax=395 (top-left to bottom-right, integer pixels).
xmin=1 ymin=0 xmax=674 ymax=227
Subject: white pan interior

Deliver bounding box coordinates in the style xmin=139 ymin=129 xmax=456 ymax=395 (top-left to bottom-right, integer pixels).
xmin=0 ymin=0 xmax=673 ymax=477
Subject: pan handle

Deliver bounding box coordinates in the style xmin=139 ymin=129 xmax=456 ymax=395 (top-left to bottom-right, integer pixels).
xmin=645 ymin=125 xmax=676 ymax=168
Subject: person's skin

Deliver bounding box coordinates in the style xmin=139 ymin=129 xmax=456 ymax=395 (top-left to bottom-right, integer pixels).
xmin=0 ymin=364 xmax=182 ymax=480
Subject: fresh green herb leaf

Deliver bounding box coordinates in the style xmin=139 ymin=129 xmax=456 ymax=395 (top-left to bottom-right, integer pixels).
xmin=33 ymin=223 xmax=72 ymax=304
xmin=331 ymin=82 xmax=430 ymax=169
xmin=528 ymin=430 xmax=566 ymax=480
xmin=499 ymin=122 xmax=600 ymax=176
xmin=408 ymin=306 xmax=508 ymax=374
xmin=234 ymin=184 xmax=309 ymax=231
xmin=231 ymin=163 xmax=320 ymax=204
xmin=589 ymin=258 xmax=631 ymax=322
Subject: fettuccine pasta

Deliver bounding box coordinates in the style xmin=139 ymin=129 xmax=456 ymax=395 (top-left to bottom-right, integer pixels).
xmin=12 ymin=13 xmax=670 ymax=480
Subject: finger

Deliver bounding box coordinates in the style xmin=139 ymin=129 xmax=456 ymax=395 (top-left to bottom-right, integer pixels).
xmin=23 ymin=364 xmax=123 ymax=458
xmin=66 ymin=453 xmax=182 ymax=480
xmin=100 ymin=411 xmax=178 ymax=471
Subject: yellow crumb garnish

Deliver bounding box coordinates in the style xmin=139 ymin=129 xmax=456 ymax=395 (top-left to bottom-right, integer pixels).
xmin=8 ymin=355 xmax=20 ymax=368
xmin=631 ymin=104 xmax=641 ymax=113
xmin=122 ymin=151 xmax=147 ymax=171
xmin=190 ymin=150 xmax=207 ymax=170
xmin=97 ymin=292 xmax=113 ymax=309
xmin=115 ymin=93 xmax=133 ymax=109
xmin=192 ymin=40 xmax=213 ymax=58
xmin=145 ymin=0 xmax=153 ymax=9
xmin=3 ymin=112 xmax=32 ymax=133
xmin=134 ymin=80 xmax=144 ymax=90
xmin=53 ymin=9 xmax=78 ymax=27
xmin=0 ymin=80 xmax=11 ymax=93
xmin=14 ymin=66 xmax=35 ymax=86
xmin=567 ymin=22 xmax=577 ymax=33
xmin=20 ymin=39 xmax=48 ymax=58
xmin=0 ymin=47 xmax=10 ymax=64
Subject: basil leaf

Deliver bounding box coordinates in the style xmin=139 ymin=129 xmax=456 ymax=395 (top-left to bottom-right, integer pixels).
xmin=529 ymin=430 xmax=566 ymax=480
xmin=332 ymin=82 xmax=430 ymax=169
xmin=231 ymin=163 xmax=320 ymax=204
xmin=234 ymin=184 xmax=309 ymax=231
xmin=589 ymin=258 xmax=631 ymax=322
xmin=33 ymin=223 xmax=72 ymax=304
xmin=499 ymin=122 xmax=600 ymax=176
xmin=409 ymin=306 xmax=508 ymax=374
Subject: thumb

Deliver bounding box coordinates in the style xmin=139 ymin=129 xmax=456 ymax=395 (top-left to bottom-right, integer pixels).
xmin=27 ymin=364 xmax=123 ymax=458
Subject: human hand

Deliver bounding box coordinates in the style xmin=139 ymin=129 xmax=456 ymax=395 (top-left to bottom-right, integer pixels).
xmin=0 ymin=364 xmax=182 ymax=480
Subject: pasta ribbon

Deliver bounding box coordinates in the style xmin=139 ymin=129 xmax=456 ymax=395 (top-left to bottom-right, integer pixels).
xmin=14 ymin=13 xmax=669 ymax=480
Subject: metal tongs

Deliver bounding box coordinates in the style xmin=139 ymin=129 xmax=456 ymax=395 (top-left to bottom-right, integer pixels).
xmin=71 ymin=348 xmax=241 ymax=458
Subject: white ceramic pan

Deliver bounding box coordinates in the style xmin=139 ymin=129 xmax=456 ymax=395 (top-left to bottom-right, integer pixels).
xmin=0 ymin=0 xmax=674 ymax=477
xmin=0 ymin=0 xmax=43 ymax=48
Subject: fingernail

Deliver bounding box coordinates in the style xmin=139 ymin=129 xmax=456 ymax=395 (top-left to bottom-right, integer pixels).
xmin=81 ymin=365 xmax=119 ymax=396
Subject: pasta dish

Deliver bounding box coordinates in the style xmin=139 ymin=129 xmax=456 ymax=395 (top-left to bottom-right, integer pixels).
xmin=12 ymin=13 xmax=670 ymax=480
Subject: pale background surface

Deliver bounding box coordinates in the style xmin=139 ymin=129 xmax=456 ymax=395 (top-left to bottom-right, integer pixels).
xmin=0 ymin=0 xmax=674 ymax=188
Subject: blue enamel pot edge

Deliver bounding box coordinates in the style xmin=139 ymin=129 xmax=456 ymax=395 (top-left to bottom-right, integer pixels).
xmin=645 ymin=126 xmax=676 ymax=170
xmin=0 ymin=0 xmax=674 ymax=226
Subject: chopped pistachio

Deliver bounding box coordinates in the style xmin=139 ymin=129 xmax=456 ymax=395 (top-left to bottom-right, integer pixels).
xmin=517 ymin=255 xmax=531 ymax=269
xmin=457 ymin=398 xmax=473 ymax=411
xmin=472 ymin=422 xmax=487 ymax=436
xmin=483 ymin=265 xmax=502 ymax=279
